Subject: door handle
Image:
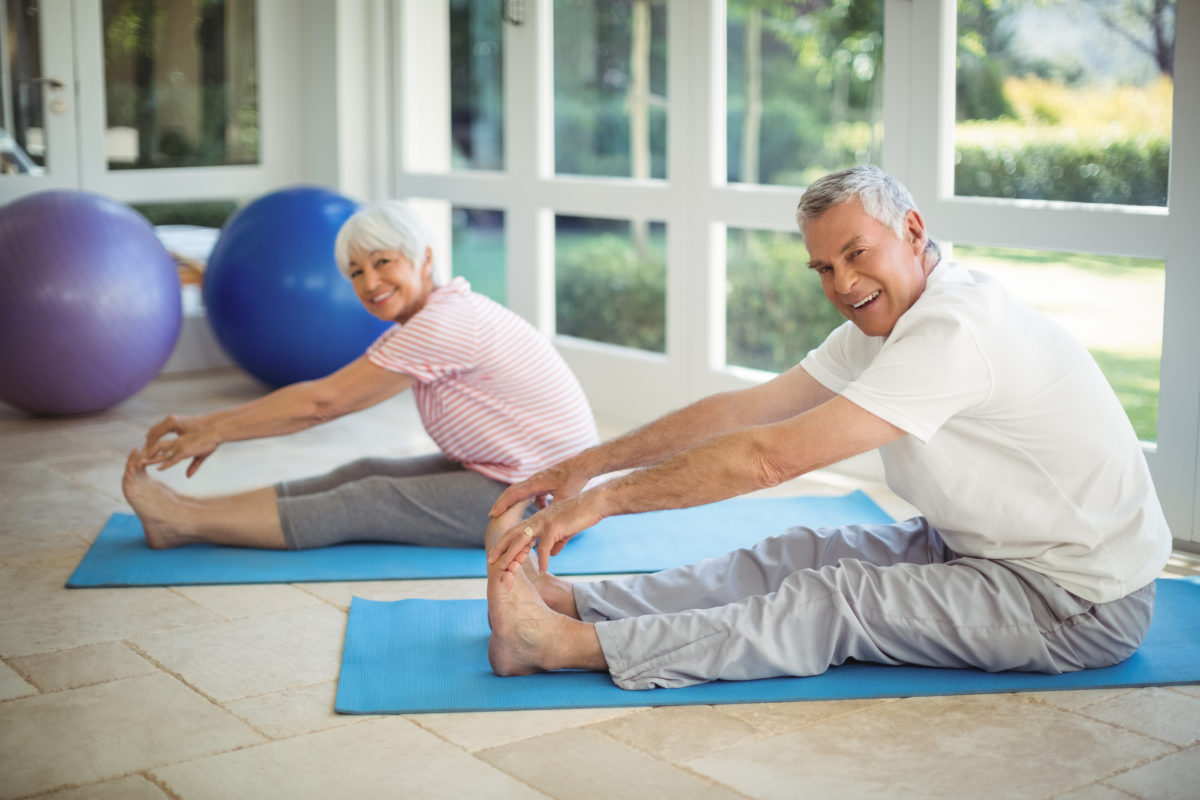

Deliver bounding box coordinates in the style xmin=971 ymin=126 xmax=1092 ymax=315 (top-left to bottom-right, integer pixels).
xmin=21 ymin=76 xmax=65 ymax=91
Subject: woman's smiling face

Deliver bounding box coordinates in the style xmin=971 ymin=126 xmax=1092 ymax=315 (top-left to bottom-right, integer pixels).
xmin=347 ymin=247 xmax=434 ymax=324
xmin=802 ymin=199 xmax=932 ymax=338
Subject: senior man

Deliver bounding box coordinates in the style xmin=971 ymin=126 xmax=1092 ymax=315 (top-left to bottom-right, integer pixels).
xmin=484 ymin=165 xmax=1170 ymax=690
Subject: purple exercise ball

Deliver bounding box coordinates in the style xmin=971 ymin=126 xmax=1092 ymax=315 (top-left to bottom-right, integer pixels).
xmin=0 ymin=190 xmax=182 ymax=415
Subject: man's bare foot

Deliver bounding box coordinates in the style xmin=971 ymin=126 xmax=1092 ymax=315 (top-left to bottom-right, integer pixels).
xmin=487 ymin=565 xmax=606 ymax=677
xmin=521 ymin=562 xmax=581 ymax=619
xmin=121 ymin=450 xmax=197 ymax=549
xmin=484 ymin=506 xmax=580 ymax=619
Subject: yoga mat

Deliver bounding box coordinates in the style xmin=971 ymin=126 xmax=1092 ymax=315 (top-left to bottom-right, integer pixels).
xmin=335 ymin=577 xmax=1200 ymax=715
xmin=66 ymin=491 xmax=894 ymax=587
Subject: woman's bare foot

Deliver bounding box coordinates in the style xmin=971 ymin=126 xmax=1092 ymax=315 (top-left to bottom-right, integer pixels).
xmin=487 ymin=565 xmax=606 ymax=677
xmin=121 ymin=450 xmax=197 ymax=548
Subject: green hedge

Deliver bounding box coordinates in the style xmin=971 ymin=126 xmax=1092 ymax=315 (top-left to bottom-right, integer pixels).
xmin=555 ymin=233 xmax=666 ymax=352
xmin=726 ymin=231 xmax=845 ymax=373
xmin=954 ymin=135 xmax=1169 ymax=206
xmin=554 ymin=229 xmax=844 ymax=371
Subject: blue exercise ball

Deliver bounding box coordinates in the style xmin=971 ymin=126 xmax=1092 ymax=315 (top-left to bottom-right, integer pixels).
xmin=203 ymin=186 xmax=391 ymax=387
xmin=0 ymin=190 xmax=182 ymax=416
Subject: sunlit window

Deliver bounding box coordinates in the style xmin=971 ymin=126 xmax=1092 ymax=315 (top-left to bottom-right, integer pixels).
xmin=727 ymin=0 xmax=883 ymax=186
xmin=955 ymin=0 xmax=1174 ymax=205
xmin=555 ymin=214 xmax=666 ymax=352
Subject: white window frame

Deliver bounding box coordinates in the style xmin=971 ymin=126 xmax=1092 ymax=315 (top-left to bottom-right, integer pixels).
xmin=391 ymin=0 xmax=1200 ymax=544
xmin=51 ymin=0 xmax=295 ymax=206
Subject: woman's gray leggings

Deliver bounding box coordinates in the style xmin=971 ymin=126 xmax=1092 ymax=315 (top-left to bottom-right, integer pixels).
xmin=275 ymin=454 xmax=513 ymax=550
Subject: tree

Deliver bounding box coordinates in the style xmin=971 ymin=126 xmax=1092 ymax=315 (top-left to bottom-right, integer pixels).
xmin=1092 ymin=0 xmax=1175 ymax=78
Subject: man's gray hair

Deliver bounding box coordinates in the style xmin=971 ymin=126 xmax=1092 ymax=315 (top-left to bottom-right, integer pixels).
xmin=796 ymin=165 xmax=940 ymax=258
xmin=334 ymin=200 xmax=434 ymax=278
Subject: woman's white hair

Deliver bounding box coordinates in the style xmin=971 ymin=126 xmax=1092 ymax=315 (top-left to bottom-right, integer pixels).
xmin=333 ymin=200 xmax=435 ymax=278
xmin=796 ymin=165 xmax=940 ymax=258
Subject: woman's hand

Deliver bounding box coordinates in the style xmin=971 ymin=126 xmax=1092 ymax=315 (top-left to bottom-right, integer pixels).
xmin=141 ymin=414 xmax=220 ymax=477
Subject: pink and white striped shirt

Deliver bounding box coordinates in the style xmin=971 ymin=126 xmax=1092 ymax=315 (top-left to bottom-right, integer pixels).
xmin=366 ymin=278 xmax=598 ymax=484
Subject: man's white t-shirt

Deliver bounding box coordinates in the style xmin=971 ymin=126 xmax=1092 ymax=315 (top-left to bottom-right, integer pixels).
xmin=800 ymin=261 xmax=1171 ymax=603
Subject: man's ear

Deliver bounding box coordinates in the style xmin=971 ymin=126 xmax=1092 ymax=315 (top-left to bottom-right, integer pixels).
xmin=904 ymin=209 xmax=927 ymax=256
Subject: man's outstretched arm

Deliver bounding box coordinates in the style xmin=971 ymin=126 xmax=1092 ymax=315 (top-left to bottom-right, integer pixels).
xmin=489 ymin=393 xmax=905 ymax=574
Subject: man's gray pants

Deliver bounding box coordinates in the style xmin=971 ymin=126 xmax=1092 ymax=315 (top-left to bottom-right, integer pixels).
xmin=574 ymin=518 xmax=1156 ymax=690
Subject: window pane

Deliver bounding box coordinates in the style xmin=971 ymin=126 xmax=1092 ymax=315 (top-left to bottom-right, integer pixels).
xmin=725 ymin=228 xmax=844 ymax=373
xmin=727 ymin=0 xmax=883 ymax=187
xmin=555 ymin=215 xmax=665 ymax=352
xmin=450 ymin=0 xmax=504 ymax=170
xmin=102 ymin=0 xmax=259 ymax=170
xmin=2 ymin=0 xmax=47 ymax=175
xmin=554 ymin=0 xmax=667 ymax=179
xmin=955 ymin=0 xmax=1174 ymax=206
xmin=955 ymin=244 xmax=1163 ymax=442
xmin=452 ymin=206 xmax=506 ymax=304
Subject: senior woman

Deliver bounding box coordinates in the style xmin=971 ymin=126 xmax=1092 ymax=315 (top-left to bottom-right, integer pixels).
xmin=122 ymin=200 xmax=598 ymax=550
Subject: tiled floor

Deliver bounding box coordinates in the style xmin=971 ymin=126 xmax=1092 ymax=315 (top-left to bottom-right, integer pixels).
xmin=2 ymin=368 xmax=1199 ymax=799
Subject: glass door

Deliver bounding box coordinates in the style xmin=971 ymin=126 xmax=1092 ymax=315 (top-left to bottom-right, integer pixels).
xmin=0 ymin=0 xmax=79 ymax=199
xmin=2 ymin=0 xmax=275 ymax=207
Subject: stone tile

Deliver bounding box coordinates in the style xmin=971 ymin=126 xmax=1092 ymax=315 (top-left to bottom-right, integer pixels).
xmin=0 ymin=529 xmax=91 ymax=567
xmin=414 ymin=706 xmax=640 ymax=752
xmin=0 ymin=673 xmax=263 ymax=799
xmin=131 ymin=605 xmax=347 ymax=702
xmin=9 ymin=641 xmax=157 ymax=692
xmin=170 ymin=583 xmax=324 ymax=620
xmin=1022 ymin=688 xmax=1137 ymax=712
xmin=226 ymin=681 xmax=367 ymax=740
xmin=0 ymin=463 xmax=84 ymax=501
xmin=591 ymin=705 xmax=762 ymax=762
xmin=684 ymin=694 xmax=1172 ymax=800
xmin=1167 ymin=683 xmax=1200 ymax=700
xmin=50 ymin=454 xmax=127 ymax=505
xmin=0 ymin=659 xmax=37 ymax=700
xmin=1079 ymin=687 xmax=1200 ymax=746
xmin=0 ymin=559 xmax=219 ymax=657
xmin=152 ymin=717 xmax=549 ymax=799
xmin=1050 ymin=783 xmax=1140 ymax=800
xmin=0 ymin=487 xmax=122 ymax=542
xmin=299 ymin=577 xmax=486 ymax=610
xmin=0 ymin=429 xmax=106 ymax=466
xmin=63 ymin=419 xmax=147 ymax=457
xmin=1107 ymin=747 xmax=1200 ymax=800
xmin=712 ymin=697 xmax=893 ymax=736
xmin=39 ymin=775 xmax=170 ymax=800
xmin=479 ymin=728 xmax=745 ymax=800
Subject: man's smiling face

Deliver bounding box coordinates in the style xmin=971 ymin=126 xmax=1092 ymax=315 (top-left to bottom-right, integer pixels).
xmin=803 ymin=199 xmax=932 ymax=338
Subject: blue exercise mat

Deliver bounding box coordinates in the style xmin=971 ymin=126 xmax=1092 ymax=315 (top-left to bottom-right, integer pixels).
xmin=335 ymin=577 xmax=1200 ymax=714
xmin=66 ymin=491 xmax=893 ymax=587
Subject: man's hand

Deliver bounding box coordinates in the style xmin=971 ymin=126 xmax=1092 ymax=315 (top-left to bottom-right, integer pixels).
xmin=141 ymin=415 xmax=220 ymax=477
xmin=487 ymin=492 xmax=605 ymax=575
xmin=490 ymin=459 xmax=594 ymax=519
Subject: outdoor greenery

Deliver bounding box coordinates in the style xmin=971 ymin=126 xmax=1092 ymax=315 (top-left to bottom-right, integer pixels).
xmin=955 ymin=76 xmax=1172 ymax=205
xmin=726 ymin=0 xmax=883 ymax=185
xmin=133 ymin=199 xmax=237 ymax=228
xmin=726 ymin=230 xmax=843 ymax=372
xmin=555 ymin=226 xmax=666 ymax=352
